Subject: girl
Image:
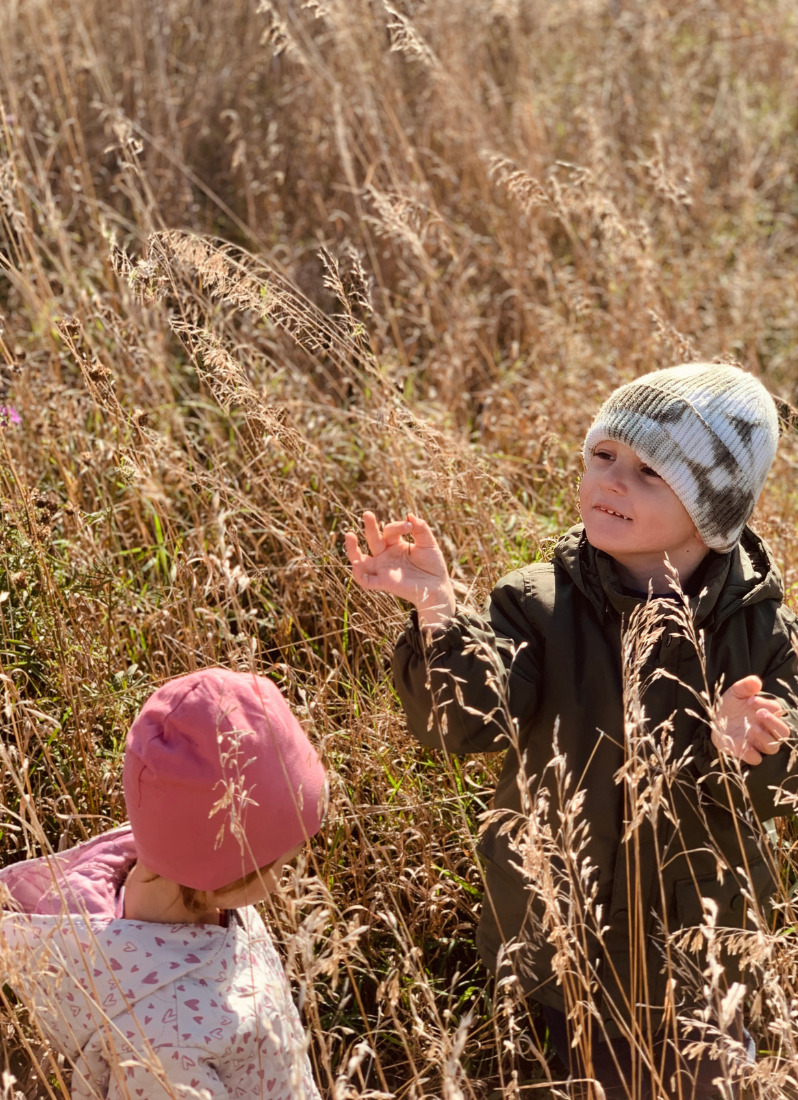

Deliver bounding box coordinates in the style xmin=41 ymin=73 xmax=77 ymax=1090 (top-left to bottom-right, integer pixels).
xmin=1 ymin=666 xmax=328 ymax=1099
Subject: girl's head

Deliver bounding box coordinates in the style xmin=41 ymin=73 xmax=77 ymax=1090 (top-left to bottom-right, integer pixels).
xmin=123 ymin=668 xmax=328 ymax=894
xmin=583 ymin=362 xmax=779 ymax=552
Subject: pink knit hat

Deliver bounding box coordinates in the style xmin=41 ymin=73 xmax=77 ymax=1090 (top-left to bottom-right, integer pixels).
xmin=123 ymin=668 xmax=327 ymax=891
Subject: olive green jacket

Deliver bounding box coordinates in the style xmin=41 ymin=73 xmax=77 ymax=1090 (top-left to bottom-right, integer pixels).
xmin=393 ymin=525 xmax=798 ymax=1030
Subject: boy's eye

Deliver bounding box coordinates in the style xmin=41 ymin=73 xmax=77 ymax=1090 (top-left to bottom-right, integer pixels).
xmin=594 ymin=449 xmax=613 ymax=461
xmin=640 ymin=465 xmax=660 ymax=478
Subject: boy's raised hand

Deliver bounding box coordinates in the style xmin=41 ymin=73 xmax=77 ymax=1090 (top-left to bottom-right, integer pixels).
xmin=345 ymin=511 xmax=456 ymax=629
xmin=712 ymin=675 xmax=791 ymax=765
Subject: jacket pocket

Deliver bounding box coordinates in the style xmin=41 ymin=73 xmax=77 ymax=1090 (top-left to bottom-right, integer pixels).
xmin=673 ymin=858 xmax=775 ymax=929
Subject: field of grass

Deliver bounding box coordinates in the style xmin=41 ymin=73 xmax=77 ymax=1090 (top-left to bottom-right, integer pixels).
xmin=2 ymin=0 xmax=798 ymax=1096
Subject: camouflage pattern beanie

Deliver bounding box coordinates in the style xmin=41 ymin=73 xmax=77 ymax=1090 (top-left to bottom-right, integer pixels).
xmin=583 ymin=362 xmax=779 ymax=552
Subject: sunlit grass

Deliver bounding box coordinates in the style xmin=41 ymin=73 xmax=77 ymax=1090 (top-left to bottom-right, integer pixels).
xmin=2 ymin=0 xmax=798 ymax=1095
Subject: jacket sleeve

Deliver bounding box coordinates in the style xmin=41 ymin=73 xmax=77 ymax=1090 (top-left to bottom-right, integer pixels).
xmin=694 ymin=603 xmax=798 ymax=822
xmin=392 ymin=570 xmax=544 ymax=754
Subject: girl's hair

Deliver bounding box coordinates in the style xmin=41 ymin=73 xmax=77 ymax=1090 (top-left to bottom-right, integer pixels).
xmin=178 ymin=883 xmax=213 ymax=915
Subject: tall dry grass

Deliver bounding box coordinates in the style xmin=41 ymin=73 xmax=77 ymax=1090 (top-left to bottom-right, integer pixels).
xmin=1 ymin=0 xmax=798 ymax=1095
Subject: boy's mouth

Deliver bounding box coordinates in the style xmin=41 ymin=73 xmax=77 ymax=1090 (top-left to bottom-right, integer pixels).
xmin=595 ymin=504 xmax=632 ymax=521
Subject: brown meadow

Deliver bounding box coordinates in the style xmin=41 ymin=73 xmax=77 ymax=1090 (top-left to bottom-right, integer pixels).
xmin=2 ymin=0 xmax=798 ymax=1095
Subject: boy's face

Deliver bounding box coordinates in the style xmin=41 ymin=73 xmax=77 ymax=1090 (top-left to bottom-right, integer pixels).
xmin=580 ymin=439 xmax=708 ymax=586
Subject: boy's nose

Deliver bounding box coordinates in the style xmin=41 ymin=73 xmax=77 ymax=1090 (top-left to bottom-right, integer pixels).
xmin=600 ymin=467 xmax=627 ymax=493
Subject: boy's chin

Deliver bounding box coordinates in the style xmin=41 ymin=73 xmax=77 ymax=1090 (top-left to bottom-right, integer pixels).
xmin=582 ymin=520 xmax=627 ymax=554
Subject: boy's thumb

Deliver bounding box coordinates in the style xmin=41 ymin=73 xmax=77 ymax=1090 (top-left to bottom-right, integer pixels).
xmin=731 ymin=674 xmax=764 ymax=699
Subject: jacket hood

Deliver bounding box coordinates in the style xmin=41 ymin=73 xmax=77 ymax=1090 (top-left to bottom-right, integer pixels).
xmin=0 ymin=826 xmax=135 ymax=918
xmin=0 ymin=828 xmax=235 ymax=1060
xmin=554 ymin=523 xmax=783 ymax=627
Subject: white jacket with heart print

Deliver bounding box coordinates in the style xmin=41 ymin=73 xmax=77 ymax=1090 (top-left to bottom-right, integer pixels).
xmin=0 ymin=826 xmax=322 ymax=1100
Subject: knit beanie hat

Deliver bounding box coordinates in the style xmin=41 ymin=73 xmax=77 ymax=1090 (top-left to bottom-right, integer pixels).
xmin=583 ymin=362 xmax=779 ymax=552
xmin=123 ymin=668 xmax=327 ymax=892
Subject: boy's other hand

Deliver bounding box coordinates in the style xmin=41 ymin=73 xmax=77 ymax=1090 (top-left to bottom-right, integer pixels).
xmin=712 ymin=675 xmax=791 ymax=765
xmin=345 ymin=511 xmax=457 ymax=629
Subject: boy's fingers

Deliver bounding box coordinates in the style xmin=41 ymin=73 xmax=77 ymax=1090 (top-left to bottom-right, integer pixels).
xmin=345 ymin=533 xmax=376 ymax=571
xmin=756 ymin=710 xmax=790 ymax=743
xmin=347 ymin=555 xmax=366 ymax=582
xmin=343 ymin=531 xmax=363 ymax=564
xmin=406 ymin=512 xmax=438 ymax=548
xmin=749 ymin=732 xmax=782 ymax=757
xmin=362 ymin=511 xmax=385 ymax=555
xmin=752 ymin=695 xmax=784 ymax=716
xmin=729 ymin=674 xmax=764 ymax=700
xmin=381 ymin=519 xmax=413 ymax=544
xmin=737 ymin=713 xmax=789 ymax=763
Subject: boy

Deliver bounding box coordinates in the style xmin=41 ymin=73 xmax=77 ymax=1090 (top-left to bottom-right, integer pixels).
xmin=346 ymin=363 xmax=798 ymax=1098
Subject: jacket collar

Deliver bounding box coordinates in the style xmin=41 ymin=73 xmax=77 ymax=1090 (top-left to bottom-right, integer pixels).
xmin=554 ymin=524 xmax=782 ymax=627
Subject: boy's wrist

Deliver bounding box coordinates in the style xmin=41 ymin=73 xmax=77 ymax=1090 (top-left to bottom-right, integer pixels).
xmin=416 ymin=585 xmax=456 ymax=630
